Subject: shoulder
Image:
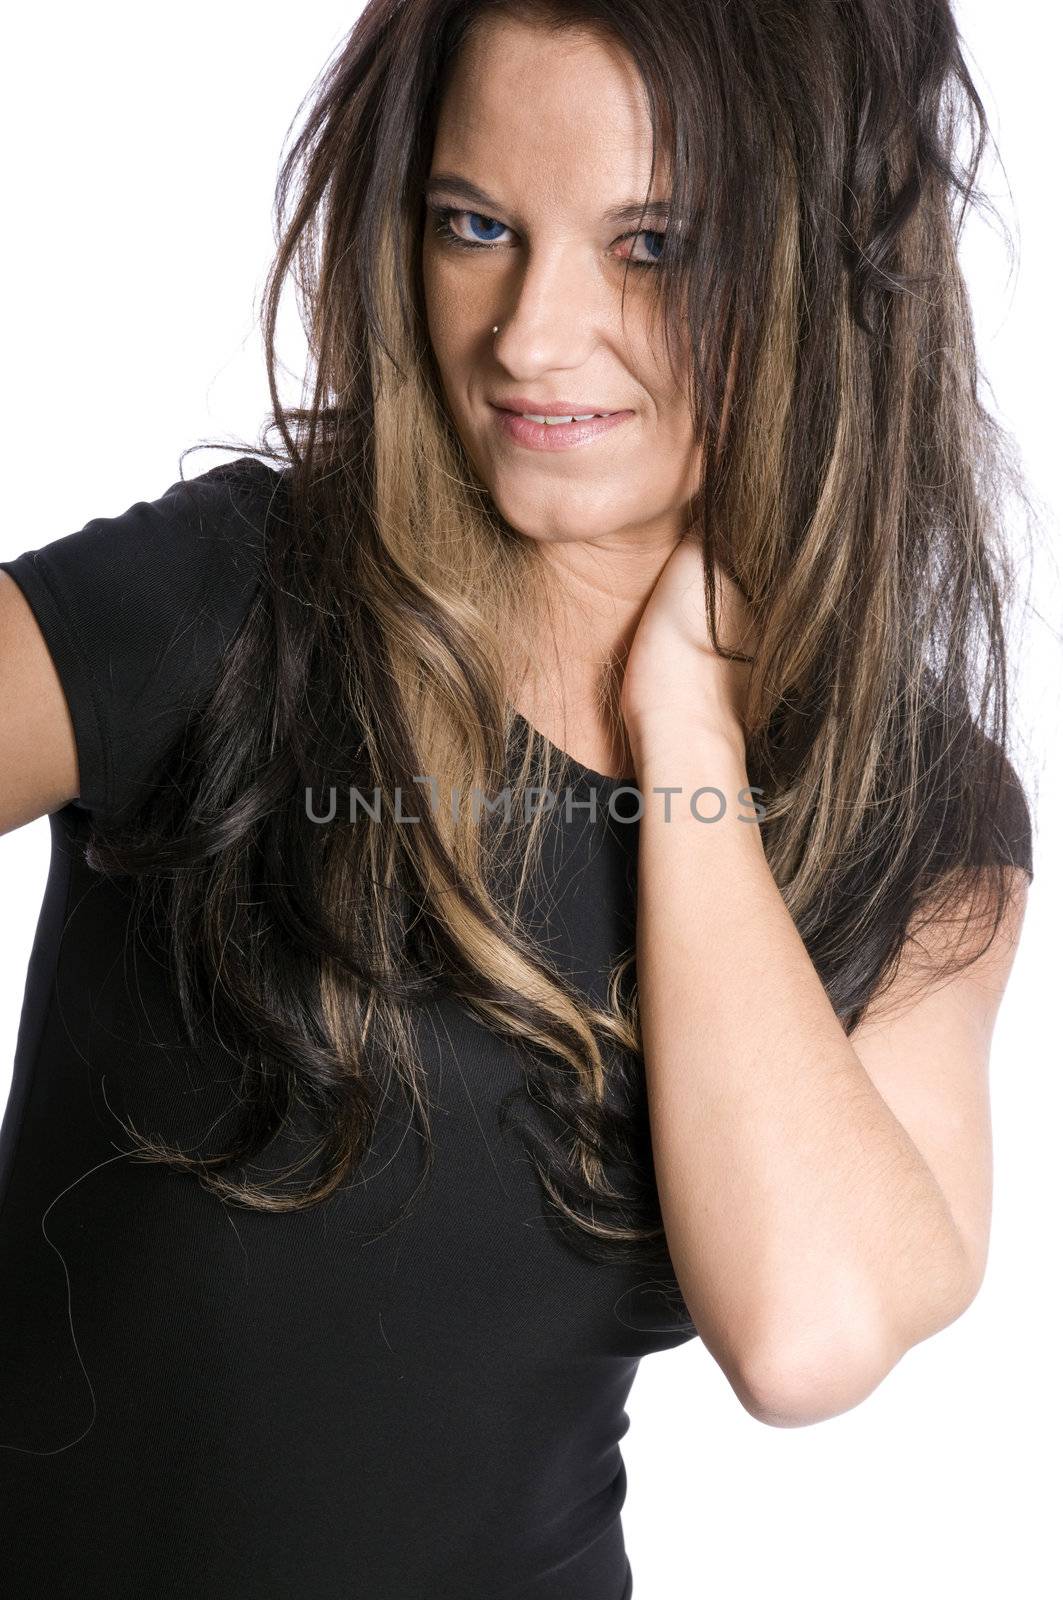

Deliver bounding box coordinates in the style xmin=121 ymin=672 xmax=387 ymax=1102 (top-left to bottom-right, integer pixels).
xmin=0 ymin=454 xmax=289 ymax=822
xmin=914 ymin=688 xmax=1034 ymax=885
xmin=1 ymin=453 xmax=287 ymax=612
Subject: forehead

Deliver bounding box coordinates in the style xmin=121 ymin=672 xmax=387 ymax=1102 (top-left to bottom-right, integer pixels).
xmin=431 ymin=16 xmax=668 ymax=213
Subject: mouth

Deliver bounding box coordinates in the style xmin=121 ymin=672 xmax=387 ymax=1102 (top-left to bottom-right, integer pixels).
xmin=488 ymin=403 xmax=634 ymax=453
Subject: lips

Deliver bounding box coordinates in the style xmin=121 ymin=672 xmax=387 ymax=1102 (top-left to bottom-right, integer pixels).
xmin=490 ymin=405 xmax=634 ymax=452
xmin=490 ymin=398 xmax=628 ymax=418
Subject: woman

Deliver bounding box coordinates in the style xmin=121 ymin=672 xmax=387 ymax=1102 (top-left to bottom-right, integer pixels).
xmin=0 ymin=2 xmax=1036 ymax=1597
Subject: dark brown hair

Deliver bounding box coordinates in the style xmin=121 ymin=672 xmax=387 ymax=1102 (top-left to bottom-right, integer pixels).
xmin=84 ymin=0 xmax=1036 ymax=1277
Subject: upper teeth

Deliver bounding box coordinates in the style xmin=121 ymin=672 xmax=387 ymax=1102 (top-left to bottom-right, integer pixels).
xmin=520 ymin=413 xmax=607 ymax=424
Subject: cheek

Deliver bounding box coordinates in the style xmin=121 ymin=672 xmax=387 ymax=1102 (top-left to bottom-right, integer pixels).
xmin=422 ymin=241 xmax=465 ymax=340
xmin=421 ymin=249 xmax=452 ymax=351
xmin=423 ymin=238 xmax=492 ymax=326
xmin=644 ymin=355 xmax=700 ymax=481
xmin=422 ymin=266 xmax=488 ymax=413
xmin=621 ymin=319 xmax=693 ymax=422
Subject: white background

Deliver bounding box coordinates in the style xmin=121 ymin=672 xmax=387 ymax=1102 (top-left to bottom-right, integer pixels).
xmin=1 ymin=4 xmax=1059 ymax=1595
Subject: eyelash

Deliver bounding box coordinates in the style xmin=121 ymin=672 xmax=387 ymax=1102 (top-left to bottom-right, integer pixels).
xmin=427 ymin=204 xmax=666 ymax=268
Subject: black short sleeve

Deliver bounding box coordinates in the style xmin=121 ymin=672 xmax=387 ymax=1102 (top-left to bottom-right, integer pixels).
xmin=0 ymin=455 xmax=283 ymax=823
xmin=916 ymin=691 xmax=1035 ymax=885
xmin=983 ymin=745 xmax=1034 ymax=881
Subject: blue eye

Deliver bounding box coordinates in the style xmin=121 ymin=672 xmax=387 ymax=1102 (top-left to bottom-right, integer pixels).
xmin=623 ymin=230 xmax=666 ymax=265
xmin=427 ymin=204 xmax=667 ymax=269
xmin=430 ymin=206 xmax=513 ymax=248
xmin=465 ymin=212 xmax=509 ymax=242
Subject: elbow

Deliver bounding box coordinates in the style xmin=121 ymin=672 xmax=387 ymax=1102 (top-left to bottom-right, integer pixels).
xmin=730 ymin=1275 xmax=983 ymax=1426
xmin=728 ymin=1324 xmax=900 ymax=1429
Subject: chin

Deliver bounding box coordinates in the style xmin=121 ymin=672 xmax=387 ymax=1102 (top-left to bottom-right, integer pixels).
xmin=488 ymin=477 xmax=632 ymax=545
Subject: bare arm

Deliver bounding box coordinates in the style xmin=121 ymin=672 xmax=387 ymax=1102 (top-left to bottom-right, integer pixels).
xmin=631 ymin=720 xmax=1026 ymax=1429
xmin=620 ymin=537 xmax=1028 ymax=1428
xmin=0 ymin=569 xmax=80 ymax=834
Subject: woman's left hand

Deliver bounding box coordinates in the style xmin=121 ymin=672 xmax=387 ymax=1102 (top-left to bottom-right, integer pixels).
xmin=620 ymin=534 xmax=757 ymax=754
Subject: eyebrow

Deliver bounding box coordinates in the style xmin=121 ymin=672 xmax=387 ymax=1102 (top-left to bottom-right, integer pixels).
xmin=422 ymin=173 xmax=671 ymax=228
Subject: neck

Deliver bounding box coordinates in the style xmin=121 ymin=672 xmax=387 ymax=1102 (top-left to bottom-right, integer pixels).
xmin=508 ymin=525 xmax=685 ymax=778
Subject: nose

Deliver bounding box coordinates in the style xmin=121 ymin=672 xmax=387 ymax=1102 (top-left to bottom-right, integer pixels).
xmin=491 ymin=241 xmax=607 ymax=377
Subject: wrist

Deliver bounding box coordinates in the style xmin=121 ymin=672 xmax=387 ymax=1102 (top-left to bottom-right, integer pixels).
xmin=626 ymin=711 xmax=748 ymax=780
xmin=626 ymin=722 xmax=762 ymax=839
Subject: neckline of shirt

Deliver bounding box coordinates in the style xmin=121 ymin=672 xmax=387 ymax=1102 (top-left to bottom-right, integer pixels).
xmin=507 ymin=707 xmax=637 ymax=792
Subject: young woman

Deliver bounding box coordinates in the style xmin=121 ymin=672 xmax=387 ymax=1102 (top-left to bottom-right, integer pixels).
xmin=0 ymin=2 xmax=1036 ymax=1596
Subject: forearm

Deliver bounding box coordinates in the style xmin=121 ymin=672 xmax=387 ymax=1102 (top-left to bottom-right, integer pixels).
xmin=630 ymin=723 xmax=973 ymax=1421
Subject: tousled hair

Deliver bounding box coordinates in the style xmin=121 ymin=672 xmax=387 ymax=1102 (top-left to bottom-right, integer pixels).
xmin=84 ymin=0 xmax=1036 ymax=1276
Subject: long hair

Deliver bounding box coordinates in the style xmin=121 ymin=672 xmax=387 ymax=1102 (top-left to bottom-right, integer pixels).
xmin=83 ymin=0 xmax=1036 ymax=1269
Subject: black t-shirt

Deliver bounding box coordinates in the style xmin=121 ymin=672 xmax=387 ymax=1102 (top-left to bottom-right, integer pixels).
xmin=0 ymin=459 xmax=1036 ymax=1598
xmin=0 ymin=458 xmax=699 ymax=1600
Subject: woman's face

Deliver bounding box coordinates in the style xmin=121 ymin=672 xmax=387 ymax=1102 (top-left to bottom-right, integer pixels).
xmin=421 ymin=17 xmax=702 ymax=550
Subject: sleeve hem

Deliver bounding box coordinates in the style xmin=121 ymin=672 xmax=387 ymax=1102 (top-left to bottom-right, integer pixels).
xmin=0 ymin=551 xmax=113 ymax=817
